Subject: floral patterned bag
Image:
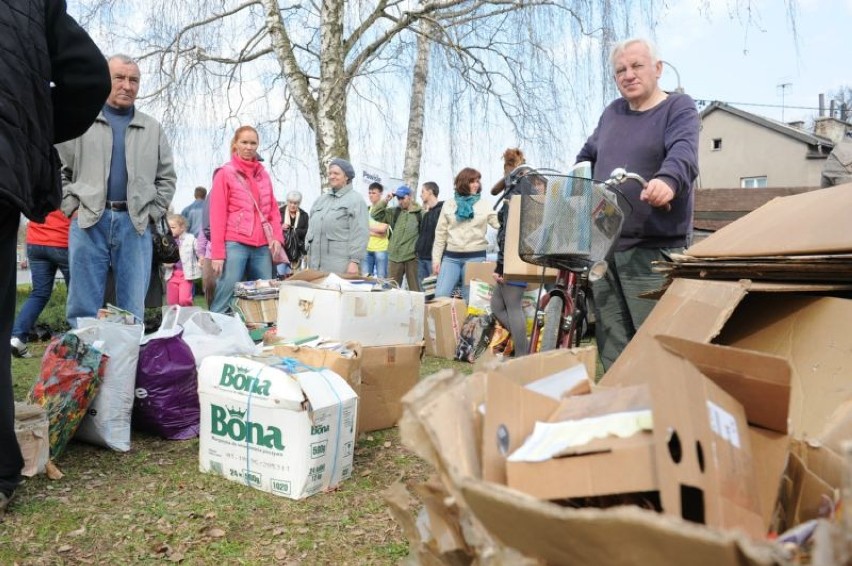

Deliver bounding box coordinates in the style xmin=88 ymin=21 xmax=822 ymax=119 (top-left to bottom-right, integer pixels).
xmin=28 ymin=333 xmax=108 ymax=459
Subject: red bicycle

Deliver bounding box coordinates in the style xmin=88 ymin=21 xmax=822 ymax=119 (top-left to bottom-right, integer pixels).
xmin=507 ymin=165 xmax=645 ymax=353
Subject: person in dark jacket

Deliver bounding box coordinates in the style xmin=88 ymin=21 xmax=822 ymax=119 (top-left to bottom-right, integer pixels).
xmin=0 ymin=0 xmax=110 ymax=518
xmin=277 ymin=190 xmax=309 ymax=277
xmin=576 ymin=37 xmax=699 ymax=370
xmin=414 ymin=182 xmax=443 ymax=290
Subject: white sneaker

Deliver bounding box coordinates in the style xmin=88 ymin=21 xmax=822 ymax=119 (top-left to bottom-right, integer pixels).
xmin=10 ymin=337 xmax=32 ymax=359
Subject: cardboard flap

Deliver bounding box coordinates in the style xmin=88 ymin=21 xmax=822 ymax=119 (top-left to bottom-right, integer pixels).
xmin=816 ymin=399 xmax=852 ymax=453
xmin=716 ymin=294 xmax=852 ymax=438
xmin=655 ymin=335 xmax=791 ymax=434
xmin=686 ymin=184 xmax=852 ymax=258
xmin=482 ymin=373 xmax=561 ymax=484
xmin=460 ymin=478 xmax=783 ymax=566
xmin=602 ymin=279 xmax=750 ymax=387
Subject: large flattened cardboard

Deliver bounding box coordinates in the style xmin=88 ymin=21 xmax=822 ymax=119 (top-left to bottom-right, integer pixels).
xmin=686 ymin=183 xmax=852 ymax=258
xmin=197 ymin=356 xmax=357 ymax=500
xmin=276 ymin=272 xmax=424 ymax=347
xmin=461 ymin=479 xmax=783 ymax=566
xmin=359 ymin=343 xmax=422 ymax=432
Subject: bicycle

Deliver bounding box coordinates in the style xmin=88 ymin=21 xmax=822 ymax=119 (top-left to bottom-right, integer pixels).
xmin=504 ymin=164 xmax=647 ymax=353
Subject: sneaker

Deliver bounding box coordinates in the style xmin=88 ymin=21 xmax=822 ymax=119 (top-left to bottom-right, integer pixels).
xmin=10 ymin=337 xmax=31 ymax=359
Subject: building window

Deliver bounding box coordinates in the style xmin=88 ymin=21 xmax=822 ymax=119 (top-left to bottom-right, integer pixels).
xmin=712 ymin=138 xmax=722 ymax=151
xmin=741 ymin=176 xmax=767 ymax=188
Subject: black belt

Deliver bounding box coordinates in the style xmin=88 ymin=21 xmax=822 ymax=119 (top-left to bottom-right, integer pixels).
xmin=105 ymin=200 xmax=128 ymax=211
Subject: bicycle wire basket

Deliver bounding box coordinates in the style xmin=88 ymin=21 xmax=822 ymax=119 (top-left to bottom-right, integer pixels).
xmin=517 ymin=173 xmax=625 ymax=271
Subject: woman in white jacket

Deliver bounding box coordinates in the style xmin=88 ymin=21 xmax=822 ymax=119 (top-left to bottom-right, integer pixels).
xmin=165 ymin=213 xmax=202 ymax=306
xmin=432 ymin=167 xmax=499 ymax=302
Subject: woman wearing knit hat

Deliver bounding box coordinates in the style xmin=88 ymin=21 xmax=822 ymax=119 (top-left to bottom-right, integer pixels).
xmin=305 ymin=158 xmax=369 ymax=274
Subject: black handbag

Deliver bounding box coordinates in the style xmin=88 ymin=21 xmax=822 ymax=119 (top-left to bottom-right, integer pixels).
xmin=152 ymin=216 xmax=180 ymax=264
xmin=285 ymin=225 xmax=301 ymax=264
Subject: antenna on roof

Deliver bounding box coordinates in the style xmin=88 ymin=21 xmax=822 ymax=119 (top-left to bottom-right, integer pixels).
xmin=777 ymin=82 xmax=793 ymax=121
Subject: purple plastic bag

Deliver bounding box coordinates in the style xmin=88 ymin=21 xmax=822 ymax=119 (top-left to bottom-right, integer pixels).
xmin=133 ymin=328 xmax=199 ymax=440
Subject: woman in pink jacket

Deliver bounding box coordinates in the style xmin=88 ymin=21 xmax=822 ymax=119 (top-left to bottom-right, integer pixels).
xmin=208 ymin=125 xmax=284 ymax=313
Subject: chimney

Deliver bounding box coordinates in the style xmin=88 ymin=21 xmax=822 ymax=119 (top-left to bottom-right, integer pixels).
xmin=819 ymin=93 xmax=825 ymax=117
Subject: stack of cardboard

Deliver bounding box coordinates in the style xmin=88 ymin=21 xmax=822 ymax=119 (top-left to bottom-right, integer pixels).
xmin=393 ymin=185 xmax=852 ymax=564
xmin=276 ymin=271 xmax=424 ymax=432
xmin=396 ymin=346 xmax=795 ymax=564
xmin=655 ymin=183 xmax=852 ymax=285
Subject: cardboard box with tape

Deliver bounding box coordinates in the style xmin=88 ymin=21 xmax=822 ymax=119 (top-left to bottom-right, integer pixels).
xmin=276 ymin=270 xmax=424 ymax=347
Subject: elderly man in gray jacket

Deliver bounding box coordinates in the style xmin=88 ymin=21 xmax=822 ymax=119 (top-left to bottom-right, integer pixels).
xmin=58 ymin=54 xmax=176 ymax=325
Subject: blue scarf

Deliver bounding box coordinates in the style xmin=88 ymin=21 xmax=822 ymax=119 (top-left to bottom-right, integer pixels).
xmin=455 ymin=193 xmax=481 ymax=221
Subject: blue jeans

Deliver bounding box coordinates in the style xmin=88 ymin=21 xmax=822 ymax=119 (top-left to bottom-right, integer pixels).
xmin=67 ymin=211 xmax=152 ymax=327
xmin=363 ymin=251 xmax=388 ymax=278
xmin=210 ymin=241 xmax=273 ymax=313
xmin=12 ymin=244 xmax=70 ymax=342
xmin=435 ymin=255 xmax=485 ymax=303
xmin=417 ymin=258 xmax=432 ymax=290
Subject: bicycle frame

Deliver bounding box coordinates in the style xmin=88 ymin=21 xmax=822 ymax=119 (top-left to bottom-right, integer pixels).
xmin=527 ymin=267 xmax=588 ymax=353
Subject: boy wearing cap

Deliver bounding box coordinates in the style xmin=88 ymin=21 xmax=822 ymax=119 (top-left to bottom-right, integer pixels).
xmin=370 ymin=185 xmax=424 ymax=291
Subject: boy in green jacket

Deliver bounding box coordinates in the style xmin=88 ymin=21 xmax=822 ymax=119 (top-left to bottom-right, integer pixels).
xmin=371 ymin=186 xmax=424 ymax=291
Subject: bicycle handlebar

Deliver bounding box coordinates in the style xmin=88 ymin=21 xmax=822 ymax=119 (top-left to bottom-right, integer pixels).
xmin=606 ymin=167 xmax=671 ymax=212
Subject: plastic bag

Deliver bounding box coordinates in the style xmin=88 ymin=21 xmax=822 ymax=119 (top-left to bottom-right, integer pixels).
xmin=134 ymin=327 xmax=200 ymax=440
xmin=73 ymin=318 xmax=144 ymax=451
xmin=28 ymin=333 xmax=108 ymax=459
xmin=181 ymin=310 xmax=259 ymax=366
xmin=454 ymin=313 xmax=496 ymax=363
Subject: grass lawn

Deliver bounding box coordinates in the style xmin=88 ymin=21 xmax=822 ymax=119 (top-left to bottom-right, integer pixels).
xmin=4 ymin=339 xmax=473 ymax=565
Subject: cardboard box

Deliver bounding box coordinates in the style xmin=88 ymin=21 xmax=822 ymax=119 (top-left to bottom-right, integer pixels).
xmin=463 ymin=261 xmax=497 ymax=288
xmin=276 ymin=271 xmax=424 ymax=347
xmin=359 ymin=343 xmax=422 ymax=432
xmin=198 ymin=355 xmax=357 ymax=500
xmin=399 ymin=339 xmax=793 ymax=565
xmin=424 ymin=298 xmax=466 ymax=359
xmin=482 ymin=347 xmax=596 ymax=485
xmin=503 ymin=196 xmax=558 ymax=283
xmin=271 ymin=341 xmax=362 ymax=392
xmin=14 ymin=402 xmax=49 ymax=477
xmin=496 ymin=339 xmax=789 ymax=537
xmin=236 ymin=298 xmax=279 ymax=324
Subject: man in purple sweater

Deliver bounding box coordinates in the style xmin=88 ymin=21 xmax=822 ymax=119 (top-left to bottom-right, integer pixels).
xmin=576 ymin=37 xmax=699 ymax=371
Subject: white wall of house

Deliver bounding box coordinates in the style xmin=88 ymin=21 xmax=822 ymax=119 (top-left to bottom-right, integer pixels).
xmin=699 ymin=111 xmax=827 ymax=188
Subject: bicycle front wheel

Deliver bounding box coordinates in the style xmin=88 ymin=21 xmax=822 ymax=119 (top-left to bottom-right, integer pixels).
xmin=540 ymin=295 xmax=564 ymax=352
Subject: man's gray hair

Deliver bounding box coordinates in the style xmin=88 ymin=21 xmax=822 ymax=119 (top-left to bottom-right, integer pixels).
xmin=609 ymin=38 xmax=659 ymax=67
xmin=108 ymin=53 xmax=138 ymax=67
xmin=286 ymin=190 xmax=302 ymax=204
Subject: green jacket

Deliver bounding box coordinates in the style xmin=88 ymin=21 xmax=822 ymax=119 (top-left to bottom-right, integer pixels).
xmin=371 ymin=200 xmax=423 ymax=263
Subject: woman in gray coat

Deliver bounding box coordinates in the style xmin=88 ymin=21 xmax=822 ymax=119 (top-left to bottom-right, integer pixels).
xmin=306 ymin=158 xmax=369 ymax=275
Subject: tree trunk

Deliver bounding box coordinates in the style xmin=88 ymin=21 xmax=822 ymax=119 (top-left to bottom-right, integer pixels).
xmin=316 ymin=0 xmax=351 ymax=190
xmin=402 ymin=20 xmax=434 ymax=194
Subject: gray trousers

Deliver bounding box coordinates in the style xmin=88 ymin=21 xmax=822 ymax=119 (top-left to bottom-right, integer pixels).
xmin=592 ymin=246 xmax=680 ymax=371
xmin=491 ymin=282 xmax=529 ymax=357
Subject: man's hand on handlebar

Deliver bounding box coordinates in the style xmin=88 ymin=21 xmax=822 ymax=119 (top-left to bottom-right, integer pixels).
xmin=640 ymin=178 xmax=675 ymax=209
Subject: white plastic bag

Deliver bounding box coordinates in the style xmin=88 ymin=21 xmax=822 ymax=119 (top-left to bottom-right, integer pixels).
xmin=181 ymin=310 xmax=259 ymax=366
xmin=73 ymin=318 xmax=144 ymax=451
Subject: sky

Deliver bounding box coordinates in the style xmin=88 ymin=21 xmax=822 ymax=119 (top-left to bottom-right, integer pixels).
xmin=82 ymin=0 xmax=847 ymax=213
